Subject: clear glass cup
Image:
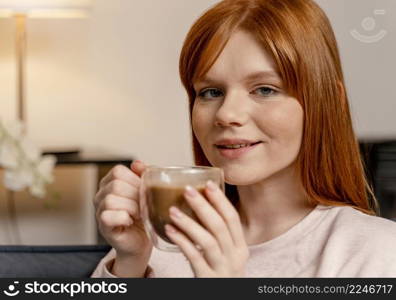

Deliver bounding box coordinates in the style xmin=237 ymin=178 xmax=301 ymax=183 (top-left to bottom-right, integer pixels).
xmin=139 ymin=165 xmax=224 ymax=252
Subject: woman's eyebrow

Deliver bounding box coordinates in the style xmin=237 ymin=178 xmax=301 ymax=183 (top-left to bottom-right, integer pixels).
xmin=195 ymin=70 xmax=281 ymax=86
xmin=194 ymin=77 xmax=222 ymax=86
xmin=242 ymin=70 xmax=281 ymax=83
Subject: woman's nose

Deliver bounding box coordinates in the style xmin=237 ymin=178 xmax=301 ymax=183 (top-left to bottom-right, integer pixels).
xmin=214 ymin=91 xmax=248 ymax=127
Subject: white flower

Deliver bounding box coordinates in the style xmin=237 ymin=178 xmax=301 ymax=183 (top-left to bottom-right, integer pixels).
xmin=4 ymin=166 xmax=34 ymax=191
xmin=0 ymin=139 xmax=19 ymax=169
xmin=20 ymin=137 xmax=40 ymax=162
xmin=0 ymin=118 xmax=56 ymax=198
xmin=37 ymin=155 xmax=56 ymax=183
xmin=29 ymin=179 xmax=46 ymax=198
xmin=29 ymin=155 xmax=56 ymax=198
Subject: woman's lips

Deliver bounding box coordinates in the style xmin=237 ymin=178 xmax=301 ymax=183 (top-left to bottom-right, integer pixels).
xmin=216 ymin=142 xmax=262 ymax=159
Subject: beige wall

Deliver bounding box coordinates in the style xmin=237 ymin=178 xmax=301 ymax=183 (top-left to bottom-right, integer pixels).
xmin=0 ymin=0 xmax=218 ymax=167
xmin=0 ymin=0 xmax=395 ymax=163
xmin=316 ymin=0 xmax=395 ymax=140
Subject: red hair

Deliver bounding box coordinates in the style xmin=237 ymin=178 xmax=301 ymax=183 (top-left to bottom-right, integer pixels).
xmin=179 ymin=0 xmax=377 ymax=215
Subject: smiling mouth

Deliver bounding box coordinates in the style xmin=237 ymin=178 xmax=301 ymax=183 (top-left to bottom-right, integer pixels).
xmin=216 ymin=141 xmax=262 ymax=149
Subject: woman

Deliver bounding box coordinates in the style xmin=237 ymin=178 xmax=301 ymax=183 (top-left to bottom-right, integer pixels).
xmin=91 ymin=0 xmax=396 ymax=277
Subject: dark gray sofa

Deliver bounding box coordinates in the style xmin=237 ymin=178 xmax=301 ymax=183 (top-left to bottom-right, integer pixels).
xmin=0 ymin=245 xmax=111 ymax=277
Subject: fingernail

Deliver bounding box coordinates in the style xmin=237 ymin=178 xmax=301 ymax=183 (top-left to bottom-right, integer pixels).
xmin=165 ymin=224 xmax=177 ymax=233
xmin=170 ymin=206 xmax=183 ymax=218
xmin=206 ymin=180 xmax=217 ymax=191
xmin=184 ymin=185 xmax=198 ymax=197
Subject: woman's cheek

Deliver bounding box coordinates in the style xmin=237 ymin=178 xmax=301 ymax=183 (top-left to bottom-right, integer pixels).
xmin=192 ymin=105 xmax=210 ymax=139
xmin=191 ymin=110 xmax=201 ymax=139
xmin=265 ymin=101 xmax=303 ymax=137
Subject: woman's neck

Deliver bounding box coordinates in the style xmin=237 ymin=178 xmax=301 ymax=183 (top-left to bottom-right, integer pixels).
xmin=236 ymin=165 xmax=315 ymax=245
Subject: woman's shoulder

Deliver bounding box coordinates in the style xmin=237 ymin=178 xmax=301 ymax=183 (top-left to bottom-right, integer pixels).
xmin=325 ymin=204 xmax=396 ymax=233
xmin=321 ymin=204 xmax=396 ymax=244
xmin=313 ymin=205 xmax=396 ymax=277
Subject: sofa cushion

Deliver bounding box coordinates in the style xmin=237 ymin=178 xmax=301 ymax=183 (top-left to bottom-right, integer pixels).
xmin=0 ymin=245 xmax=111 ymax=278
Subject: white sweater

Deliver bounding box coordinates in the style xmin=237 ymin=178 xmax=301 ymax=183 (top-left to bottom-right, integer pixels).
xmin=91 ymin=205 xmax=396 ymax=277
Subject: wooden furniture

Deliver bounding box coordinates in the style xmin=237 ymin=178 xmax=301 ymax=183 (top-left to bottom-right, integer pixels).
xmin=0 ymin=150 xmax=133 ymax=245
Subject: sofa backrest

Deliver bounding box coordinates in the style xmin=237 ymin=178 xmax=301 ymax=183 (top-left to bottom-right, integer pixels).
xmin=0 ymin=245 xmax=111 ymax=277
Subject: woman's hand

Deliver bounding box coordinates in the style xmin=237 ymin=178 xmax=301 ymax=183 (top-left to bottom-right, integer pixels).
xmin=164 ymin=180 xmax=249 ymax=277
xmin=93 ymin=160 xmax=153 ymax=277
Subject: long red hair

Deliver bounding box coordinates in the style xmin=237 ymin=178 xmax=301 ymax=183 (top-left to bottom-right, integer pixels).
xmin=179 ymin=0 xmax=377 ymax=215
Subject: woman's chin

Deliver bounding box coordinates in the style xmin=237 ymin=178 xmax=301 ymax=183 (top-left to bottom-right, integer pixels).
xmin=209 ymin=158 xmax=269 ymax=185
xmin=223 ymin=169 xmax=262 ymax=186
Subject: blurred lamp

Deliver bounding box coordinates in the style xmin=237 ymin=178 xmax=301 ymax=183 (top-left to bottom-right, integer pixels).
xmin=0 ymin=0 xmax=93 ymax=130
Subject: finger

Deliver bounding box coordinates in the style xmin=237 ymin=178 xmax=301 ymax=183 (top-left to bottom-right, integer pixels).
xmin=130 ymin=160 xmax=147 ymax=177
xmin=100 ymin=179 xmax=139 ymax=199
xmin=183 ymin=185 xmax=234 ymax=253
xmin=165 ymin=224 xmax=211 ymax=277
xmin=98 ymin=194 xmax=140 ymax=220
xmin=168 ymin=206 xmax=222 ymax=267
xmin=99 ymin=164 xmax=140 ymax=189
xmin=99 ymin=210 xmax=133 ymax=233
xmin=204 ymin=180 xmax=246 ymax=247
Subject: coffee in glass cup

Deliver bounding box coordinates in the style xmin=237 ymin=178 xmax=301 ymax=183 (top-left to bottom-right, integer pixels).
xmin=140 ymin=166 xmax=224 ymax=252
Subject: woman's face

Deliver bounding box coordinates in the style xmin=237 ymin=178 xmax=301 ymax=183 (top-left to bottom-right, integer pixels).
xmin=192 ymin=30 xmax=304 ymax=185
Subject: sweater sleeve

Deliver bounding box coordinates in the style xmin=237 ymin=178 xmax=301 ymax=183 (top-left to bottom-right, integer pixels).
xmin=90 ymin=248 xmax=155 ymax=278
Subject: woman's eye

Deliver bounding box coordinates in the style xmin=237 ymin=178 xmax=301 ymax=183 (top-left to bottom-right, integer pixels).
xmin=253 ymin=86 xmax=278 ymax=97
xmin=198 ymin=88 xmax=223 ymax=99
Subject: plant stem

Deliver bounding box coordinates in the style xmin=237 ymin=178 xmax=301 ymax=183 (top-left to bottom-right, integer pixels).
xmin=6 ymin=190 xmax=22 ymax=244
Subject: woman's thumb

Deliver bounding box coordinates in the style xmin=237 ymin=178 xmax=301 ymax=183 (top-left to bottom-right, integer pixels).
xmin=130 ymin=160 xmax=146 ymax=177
